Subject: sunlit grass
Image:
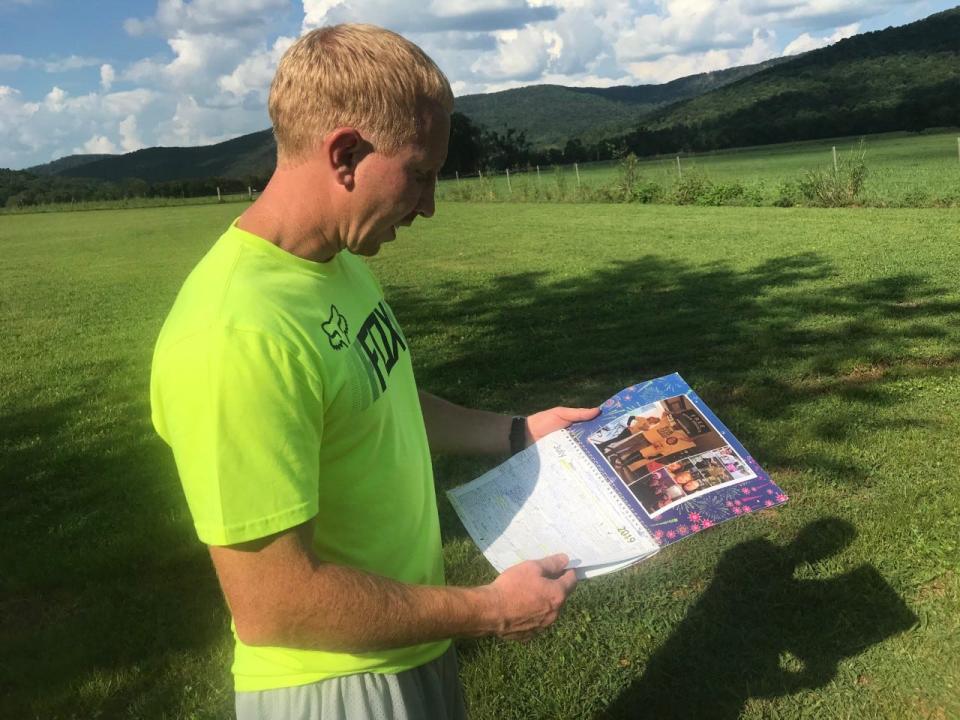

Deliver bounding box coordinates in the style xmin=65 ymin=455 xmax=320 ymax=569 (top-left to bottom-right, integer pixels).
xmin=1 ymin=201 xmax=958 ymax=718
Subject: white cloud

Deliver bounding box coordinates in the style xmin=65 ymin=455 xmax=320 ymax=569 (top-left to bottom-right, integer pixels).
xmin=154 ymin=94 xmax=267 ymax=147
xmin=0 ymin=86 xmax=42 ymax=165
xmin=0 ymin=53 xmax=29 ymax=71
xmin=624 ymin=27 xmax=780 ymax=84
xmin=125 ymin=0 xmax=291 ymax=36
xmin=302 ymin=0 xmax=558 ymax=34
xmin=100 ymin=64 xmax=115 ymax=91
xmin=102 ymin=89 xmax=160 ymax=116
xmin=0 ymin=83 xmax=162 ymax=168
xmin=44 ymin=86 xmax=68 ymax=112
xmin=77 ymin=135 xmax=119 ymax=154
xmin=751 ymin=0 xmax=906 ymax=28
xmin=0 ymin=53 xmax=101 ymax=73
xmin=122 ymin=31 xmax=249 ymax=95
xmin=217 ymin=35 xmax=295 ymax=101
xmin=165 ymin=31 xmax=245 ymax=89
xmin=472 ymin=27 xmax=558 ymax=80
xmin=118 ymin=114 xmax=145 ymax=151
xmin=43 ymin=55 xmax=101 ymax=72
xmin=783 ymin=22 xmax=860 ymax=55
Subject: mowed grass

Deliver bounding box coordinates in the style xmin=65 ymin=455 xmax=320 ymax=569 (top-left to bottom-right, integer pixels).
xmin=441 ymin=130 xmax=960 ymax=206
xmin=1 ymin=201 xmax=959 ymax=719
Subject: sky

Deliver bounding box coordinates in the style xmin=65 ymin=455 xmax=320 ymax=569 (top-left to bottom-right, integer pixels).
xmin=0 ymin=0 xmax=956 ymax=169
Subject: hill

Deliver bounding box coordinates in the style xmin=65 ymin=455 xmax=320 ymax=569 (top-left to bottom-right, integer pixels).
xmin=27 ymin=154 xmax=114 ymax=176
xmin=617 ymin=6 xmax=960 ymax=153
xmin=57 ymin=130 xmax=276 ymax=183
xmin=452 ymin=58 xmax=788 ymax=147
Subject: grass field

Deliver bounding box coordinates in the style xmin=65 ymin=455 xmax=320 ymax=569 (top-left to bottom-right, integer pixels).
xmin=2 ymin=201 xmax=959 ymax=718
xmin=439 ymin=130 xmax=960 ymax=207
xmin=0 ymin=192 xmax=255 ymax=216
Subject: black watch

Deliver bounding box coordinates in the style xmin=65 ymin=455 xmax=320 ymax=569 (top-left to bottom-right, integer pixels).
xmin=510 ymin=416 xmax=528 ymax=455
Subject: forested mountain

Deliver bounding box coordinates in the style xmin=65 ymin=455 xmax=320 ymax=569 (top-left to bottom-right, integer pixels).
xmin=614 ymin=6 xmax=960 ymax=154
xmin=27 ymin=154 xmax=114 ymax=176
xmin=452 ymin=58 xmax=788 ymax=147
xmin=55 ymin=130 xmax=276 ymax=183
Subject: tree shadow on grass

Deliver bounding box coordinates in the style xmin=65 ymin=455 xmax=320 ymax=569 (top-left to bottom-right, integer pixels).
xmin=3 ymin=248 xmax=958 ymax=717
xmin=0 ymin=363 xmax=230 ymax=718
xmin=600 ymin=518 xmax=917 ymax=719
xmin=383 ymin=252 xmax=960 ymax=543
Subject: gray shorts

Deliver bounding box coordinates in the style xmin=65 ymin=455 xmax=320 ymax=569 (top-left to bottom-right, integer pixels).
xmin=235 ymin=646 xmax=467 ymax=720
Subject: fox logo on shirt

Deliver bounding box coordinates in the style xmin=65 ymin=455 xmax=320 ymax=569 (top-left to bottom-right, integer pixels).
xmin=323 ymin=305 xmax=350 ymax=350
xmin=356 ymin=301 xmax=408 ymax=392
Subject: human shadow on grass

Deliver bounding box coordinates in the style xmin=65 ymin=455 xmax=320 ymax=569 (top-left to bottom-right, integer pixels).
xmin=600 ymin=518 xmax=917 ymax=719
xmin=0 ymin=367 xmax=230 ymax=718
xmin=383 ymin=252 xmax=960 ymax=544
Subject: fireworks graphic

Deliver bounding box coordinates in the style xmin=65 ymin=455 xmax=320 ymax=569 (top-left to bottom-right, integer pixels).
xmin=674 ymin=489 xmax=733 ymax=524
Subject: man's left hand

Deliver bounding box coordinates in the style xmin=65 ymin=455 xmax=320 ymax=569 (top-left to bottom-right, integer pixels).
xmin=525 ymin=406 xmax=601 ymax=446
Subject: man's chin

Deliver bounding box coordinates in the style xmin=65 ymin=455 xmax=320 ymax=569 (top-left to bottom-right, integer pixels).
xmin=349 ymin=227 xmax=395 ymax=257
xmin=349 ymin=238 xmax=386 ymax=257
xmin=348 ymin=244 xmax=380 ymax=257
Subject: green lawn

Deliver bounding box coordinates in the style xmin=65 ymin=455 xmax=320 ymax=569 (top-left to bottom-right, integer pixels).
xmin=1 ymin=202 xmax=958 ymax=718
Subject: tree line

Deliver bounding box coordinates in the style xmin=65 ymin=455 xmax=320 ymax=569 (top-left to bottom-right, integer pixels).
xmin=0 ymin=170 xmax=271 ymax=209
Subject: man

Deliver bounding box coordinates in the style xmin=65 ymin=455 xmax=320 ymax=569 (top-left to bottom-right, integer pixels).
xmin=150 ymin=23 xmax=598 ymax=720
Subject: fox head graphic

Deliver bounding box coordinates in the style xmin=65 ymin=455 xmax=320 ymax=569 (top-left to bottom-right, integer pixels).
xmin=322 ymin=305 xmax=349 ymax=350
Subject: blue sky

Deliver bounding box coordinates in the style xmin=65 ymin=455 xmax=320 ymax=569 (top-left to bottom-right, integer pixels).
xmin=1 ymin=0 xmax=956 ymax=169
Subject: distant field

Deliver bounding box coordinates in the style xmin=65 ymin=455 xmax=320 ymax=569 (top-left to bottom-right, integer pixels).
xmin=2 ymin=202 xmax=959 ymax=719
xmin=0 ymin=192 xmax=254 ymax=215
xmin=5 ymin=130 xmax=959 ymax=216
xmin=439 ymin=130 xmax=960 ymax=206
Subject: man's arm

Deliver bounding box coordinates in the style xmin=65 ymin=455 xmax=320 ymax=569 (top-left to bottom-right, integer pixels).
xmin=418 ymin=390 xmax=600 ymax=455
xmin=210 ymin=519 xmax=577 ymax=652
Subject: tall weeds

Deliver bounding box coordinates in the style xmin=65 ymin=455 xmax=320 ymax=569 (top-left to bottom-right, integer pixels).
xmin=797 ymin=141 xmax=868 ymax=207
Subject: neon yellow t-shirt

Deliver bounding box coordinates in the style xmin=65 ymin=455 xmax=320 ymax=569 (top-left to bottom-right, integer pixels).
xmin=150 ymin=221 xmax=449 ymax=692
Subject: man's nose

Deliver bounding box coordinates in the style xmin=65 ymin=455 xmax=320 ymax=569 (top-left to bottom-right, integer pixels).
xmin=417 ymin=184 xmax=436 ymax=219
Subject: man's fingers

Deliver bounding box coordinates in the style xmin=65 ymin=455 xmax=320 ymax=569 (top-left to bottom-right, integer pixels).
xmin=554 ymin=406 xmax=601 ymax=422
xmin=536 ymin=553 xmax=570 ymax=576
xmin=557 ymin=568 xmax=578 ymax=594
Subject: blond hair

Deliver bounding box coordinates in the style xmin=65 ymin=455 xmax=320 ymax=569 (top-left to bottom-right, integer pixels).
xmin=269 ymin=24 xmax=453 ymax=163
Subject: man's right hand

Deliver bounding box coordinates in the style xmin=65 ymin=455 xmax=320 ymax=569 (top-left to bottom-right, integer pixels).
xmin=484 ymin=554 xmax=578 ymax=641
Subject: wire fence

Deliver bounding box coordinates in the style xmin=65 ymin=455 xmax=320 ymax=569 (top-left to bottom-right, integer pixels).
xmin=435 ymin=135 xmax=960 ymax=208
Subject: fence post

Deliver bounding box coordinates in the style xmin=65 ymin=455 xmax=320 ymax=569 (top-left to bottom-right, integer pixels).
xmin=478 ymin=169 xmax=483 ymax=181
xmin=216 ymin=186 xmax=221 ymax=202
xmin=676 ymin=155 xmax=682 ymax=180
xmin=832 ymin=146 xmax=838 ymax=174
xmin=536 ymin=165 xmax=541 ymax=182
xmin=248 ymin=186 xmax=253 ymax=200
xmin=574 ymin=162 xmax=581 ymax=188
xmin=505 ymin=168 xmax=512 ymax=194
xmin=455 ymin=170 xmax=460 ymax=185
xmin=957 ymin=137 xmax=959 ymax=164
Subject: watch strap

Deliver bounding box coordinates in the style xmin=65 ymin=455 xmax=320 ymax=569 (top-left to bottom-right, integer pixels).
xmin=510 ymin=416 xmax=528 ymax=455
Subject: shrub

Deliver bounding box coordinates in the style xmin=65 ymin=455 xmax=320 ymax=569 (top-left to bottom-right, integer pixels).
xmin=773 ymin=180 xmax=801 ymax=207
xmin=699 ymin=181 xmax=746 ymax=206
xmin=610 ymin=154 xmax=662 ymax=203
xmin=671 ymin=173 xmax=712 ymax=205
xmin=552 ymin=166 xmax=568 ymax=200
xmin=798 ymin=141 xmax=868 ymax=207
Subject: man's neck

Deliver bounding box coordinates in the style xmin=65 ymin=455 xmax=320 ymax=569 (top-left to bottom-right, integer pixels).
xmin=237 ymin=169 xmax=342 ymax=263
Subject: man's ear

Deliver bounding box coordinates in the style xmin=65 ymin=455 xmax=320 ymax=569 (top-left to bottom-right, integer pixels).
xmin=328 ymin=128 xmax=366 ymax=191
